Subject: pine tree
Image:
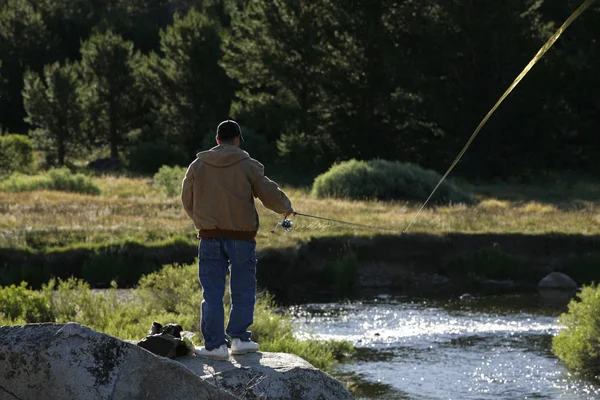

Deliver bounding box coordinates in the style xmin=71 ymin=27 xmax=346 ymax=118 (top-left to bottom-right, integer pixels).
xmin=22 ymin=61 xmax=84 ymax=166
xmin=79 ymin=30 xmax=141 ymax=159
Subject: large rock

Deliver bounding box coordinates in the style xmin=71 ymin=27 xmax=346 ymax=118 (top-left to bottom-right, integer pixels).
xmin=537 ymin=272 xmax=577 ymax=291
xmin=0 ymin=323 xmax=235 ymax=400
xmin=0 ymin=323 xmax=354 ymax=400
xmin=180 ymin=351 xmax=354 ymax=400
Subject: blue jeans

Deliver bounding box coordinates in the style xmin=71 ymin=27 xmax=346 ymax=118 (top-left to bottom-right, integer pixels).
xmin=198 ymin=238 xmax=257 ymax=350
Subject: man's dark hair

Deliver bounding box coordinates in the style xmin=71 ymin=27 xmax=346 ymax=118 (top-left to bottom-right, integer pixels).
xmin=217 ymin=120 xmax=244 ymax=142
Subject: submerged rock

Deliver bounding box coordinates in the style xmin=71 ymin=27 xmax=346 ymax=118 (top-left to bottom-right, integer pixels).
xmin=538 ymin=272 xmax=577 ymax=291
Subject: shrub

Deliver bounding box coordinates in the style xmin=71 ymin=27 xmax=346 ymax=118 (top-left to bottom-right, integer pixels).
xmin=0 ymin=282 xmax=52 ymax=322
xmin=0 ymin=167 xmax=101 ymax=195
xmin=553 ymin=284 xmax=600 ymax=379
xmin=126 ymin=141 xmax=188 ymax=175
xmin=47 ymin=168 xmax=101 ymax=195
xmin=0 ymin=134 xmax=34 ymax=178
xmin=311 ymin=159 xmax=474 ymax=204
xmin=153 ymin=165 xmax=187 ymax=197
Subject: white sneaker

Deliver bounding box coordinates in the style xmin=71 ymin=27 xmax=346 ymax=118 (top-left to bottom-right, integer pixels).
xmin=231 ymin=338 xmax=259 ymax=355
xmin=195 ymin=344 xmax=229 ymax=360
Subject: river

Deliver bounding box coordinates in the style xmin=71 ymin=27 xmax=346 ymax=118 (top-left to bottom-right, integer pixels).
xmin=290 ymin=294 xmax=600 ymax=400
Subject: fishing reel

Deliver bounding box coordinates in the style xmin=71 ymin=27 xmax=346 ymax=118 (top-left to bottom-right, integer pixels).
xmin=270 ymin=217 xmax=294 ymax=233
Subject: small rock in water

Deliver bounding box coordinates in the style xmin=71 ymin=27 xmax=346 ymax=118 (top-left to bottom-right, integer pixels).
xmin=459 ymin=293 xmax=474 ymax=301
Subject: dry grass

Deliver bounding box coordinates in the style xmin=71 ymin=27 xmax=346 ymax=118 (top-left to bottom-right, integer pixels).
xmin=1 ymin=177 xmax=599 ymax=251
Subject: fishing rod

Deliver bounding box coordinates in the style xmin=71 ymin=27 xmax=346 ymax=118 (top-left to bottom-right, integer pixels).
xmin=270 ymin=212 xmax=397 ymax=233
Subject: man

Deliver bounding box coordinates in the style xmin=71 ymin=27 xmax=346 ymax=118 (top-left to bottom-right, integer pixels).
xmin=181 ymin=120 xmax=294 ymax=360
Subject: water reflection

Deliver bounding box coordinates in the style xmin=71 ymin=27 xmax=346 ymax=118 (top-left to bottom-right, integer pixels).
xmin=291 ymin=295 xmax=600 ymax=400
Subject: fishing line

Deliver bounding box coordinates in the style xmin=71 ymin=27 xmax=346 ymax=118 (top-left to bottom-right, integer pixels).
xmin=270 ymin=212 xmax=396 ymax=233
xmin=403 ymin=0 xmax=597 ymax=234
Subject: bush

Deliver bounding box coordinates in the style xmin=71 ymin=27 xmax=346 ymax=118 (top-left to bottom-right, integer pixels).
xmin=0 ymin=167 xmax=101 ymax=195
xmin=0 ymin=134 xmax=34 ymax=178
xmin=553 ymin=284 xmax=600 ymax=379
xmin=126 ymin=141 xmax=188 ymax=175
xmin=153 ymin=165 xmax=187 ymax=197
xmin=0 ymin=282 xmax=52 ymax=322
xmin=311 ymin=159 xmax=474 ymax=204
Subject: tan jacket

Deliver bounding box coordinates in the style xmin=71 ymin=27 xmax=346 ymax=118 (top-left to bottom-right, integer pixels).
xmin=181 ymin=144 xmax=292 ymax=241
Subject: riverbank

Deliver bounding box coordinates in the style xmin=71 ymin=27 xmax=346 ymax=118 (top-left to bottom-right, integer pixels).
xmin=1 ymin=176 xmax=599 ymax=293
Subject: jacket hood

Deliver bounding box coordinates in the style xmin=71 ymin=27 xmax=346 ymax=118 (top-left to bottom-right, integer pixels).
xmin=196 ymin=144 xmax=250 ymax=167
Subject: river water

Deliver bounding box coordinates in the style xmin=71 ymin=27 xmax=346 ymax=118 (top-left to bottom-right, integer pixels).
xmin=290 ymin=294 xmax=600 ymax=400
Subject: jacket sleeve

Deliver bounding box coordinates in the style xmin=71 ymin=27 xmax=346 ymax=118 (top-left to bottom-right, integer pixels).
xmin=250 ymin=162 xmax=293 ymax=214
xmin=181 ymin=164 xmax=194 ymax=220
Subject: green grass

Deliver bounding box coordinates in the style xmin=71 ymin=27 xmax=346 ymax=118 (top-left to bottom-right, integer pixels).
xmin=0 ymin=264 xmax=353 ymax=371
xmin=0 ymin=168 xmax=101 ymax=195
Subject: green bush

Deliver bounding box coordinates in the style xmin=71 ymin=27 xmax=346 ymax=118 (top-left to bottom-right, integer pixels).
xmin=0 ymin=167 xmax=101 ymax=195
xmin=0 ymin=282 xmax=52 ymax=322
xmin=0 ymin=134 xmax=34 ymax=178
xmin=553 ymin=284 xmax=600 ymax=379
xmin=126 ymin=141 xmax=188 ymax=175
xmin=153 ymin=165 xmax=187 ymax=197
xmin=311 ymin=159 xmax=474 ymax=204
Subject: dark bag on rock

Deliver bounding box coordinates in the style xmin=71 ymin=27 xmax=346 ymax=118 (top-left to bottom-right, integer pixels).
xmin=137 ymin=322 xmax=190 ymax=359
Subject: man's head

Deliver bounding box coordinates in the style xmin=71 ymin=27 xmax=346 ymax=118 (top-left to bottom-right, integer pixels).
xmin=216 ymin=120 xmax=244 ymax=146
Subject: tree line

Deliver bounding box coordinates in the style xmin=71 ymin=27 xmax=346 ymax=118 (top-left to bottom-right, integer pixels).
xmin=0 ymin=0 xmax=598 ymax=180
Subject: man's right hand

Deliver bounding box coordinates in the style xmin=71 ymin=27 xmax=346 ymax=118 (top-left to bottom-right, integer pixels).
xmin=284 ymin=209 xmax=295 ymax=218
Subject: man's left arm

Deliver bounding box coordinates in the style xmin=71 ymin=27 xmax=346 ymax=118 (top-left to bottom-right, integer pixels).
xmin=181 ymin=164 xmax=194 ymax=220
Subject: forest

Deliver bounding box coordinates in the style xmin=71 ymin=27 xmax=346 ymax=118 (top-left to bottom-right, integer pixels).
xmin=0 ymin=0 xmax=598 ymax=183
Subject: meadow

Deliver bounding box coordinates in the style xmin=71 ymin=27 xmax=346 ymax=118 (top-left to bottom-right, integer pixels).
xmin=1 ymin=175 xmax=599 ymax=254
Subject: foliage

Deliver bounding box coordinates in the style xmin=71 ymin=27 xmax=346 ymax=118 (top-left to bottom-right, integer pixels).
xmin=0 ymin=167 xmax=100 ymax=195
xmin=79 ymin=30 xmax=141 ymax=159
xmin=126 ymin=141 xmax=188 ymax=175
xmin=311 ymin=159 xmax=474 ymax=204
xmin=0 ymin=134 xmax=34 ymax=178
xmin=0 ymin=281 xmax=52 ymax=322
xmin=0 ymin=0 xmax=59 ymax=133
xmin=0 ymin=264 xmax=353 ymax=371
xmin=553 ymin=284 xmax=600 ymax=379
xmin=153 ymin=165 xmax=187 ymax=197
xmin=23 ymin=61 xmax=84 ymax=166
xmin=140 ymin=9 xmax=233 ymax=151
